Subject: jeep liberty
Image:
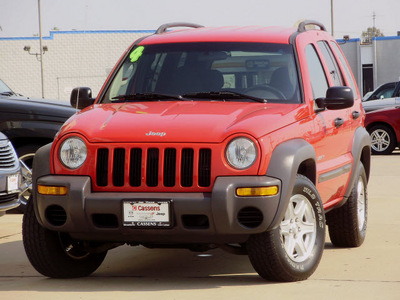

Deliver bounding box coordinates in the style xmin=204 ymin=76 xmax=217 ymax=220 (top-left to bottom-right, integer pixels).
xmin=23 ymin=21 xmax=371 ymax=282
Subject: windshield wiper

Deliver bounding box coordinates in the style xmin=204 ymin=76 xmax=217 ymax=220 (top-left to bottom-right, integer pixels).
xmin=112 ymin=93 xmax=186 ymax=102
xmin=0 ymin=91 xmax=14 ymax=96
xmin=182 ymin=91 xmax=267 ymax=103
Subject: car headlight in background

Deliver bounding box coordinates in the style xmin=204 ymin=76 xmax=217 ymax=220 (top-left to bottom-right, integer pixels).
xmin=59 ymin=137 xmax=87 ymax=169
xmin=225 ymin=137 xmax=257 ymax=170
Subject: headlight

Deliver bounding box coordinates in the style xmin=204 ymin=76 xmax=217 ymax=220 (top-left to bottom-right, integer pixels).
xmin=59 ymin=137 xmax=87 ymax=169
xmin=225 ymin=137 xmax=257 ymax=170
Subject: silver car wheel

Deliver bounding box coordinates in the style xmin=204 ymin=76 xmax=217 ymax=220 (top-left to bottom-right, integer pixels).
xmin=280 ymin=194 xmax=317 ymax=263
xmin=19 ymin=153 xmax=34 ymax=206
xmin=370 ymin=129 xmax=390 ymax=152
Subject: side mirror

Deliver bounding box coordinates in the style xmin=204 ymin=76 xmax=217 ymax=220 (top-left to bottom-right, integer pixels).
xmin=316 ymin=86 xmax=354 ymax=110
xmin=70 ymin=87 xmax=95 ymax=109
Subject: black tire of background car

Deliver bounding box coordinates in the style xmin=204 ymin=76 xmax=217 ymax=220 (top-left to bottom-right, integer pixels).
xmin=326 ymin=163 xmax=368 ymax=247
xmin=22 ymin=198 xmax=107 ymax=278
xmin=246 ymin=175 xmax=326 ymax=282
xmin=368 ymin=124 xmax=396 ymax=155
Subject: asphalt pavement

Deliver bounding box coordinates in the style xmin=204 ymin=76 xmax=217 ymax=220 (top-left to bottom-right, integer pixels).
xmin=0 ymin=154 xmax=399 ymax=299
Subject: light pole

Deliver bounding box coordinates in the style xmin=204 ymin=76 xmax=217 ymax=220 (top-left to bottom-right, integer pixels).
xmin=331 ymin=0 xmax=334 ymax=37
xmin=38 ymin=0 xmax=45 ymax=98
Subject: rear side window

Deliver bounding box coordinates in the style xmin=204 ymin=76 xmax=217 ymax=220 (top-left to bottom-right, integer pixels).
xmin=305 ymin=44 xmax=328 ymax=99
xmin=317 ymin=41 xmax=343 ymax=86
xmin=330 ymin=41 xmax=358 ymax=98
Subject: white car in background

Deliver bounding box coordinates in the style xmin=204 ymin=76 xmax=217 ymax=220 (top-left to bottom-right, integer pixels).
xmin=362 ymin=81 xmax=400 ymax=112
xmin=0 ymin=132 xmax=20 ymax=216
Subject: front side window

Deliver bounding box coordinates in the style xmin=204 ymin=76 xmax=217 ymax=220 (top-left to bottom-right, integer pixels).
xmin=101 ymin=42 xmax=301 ymax=104
xmin=305 ymin=44 xmax=329 ymax=99
xmin=371 ymin=85 xmax=395 ymax=100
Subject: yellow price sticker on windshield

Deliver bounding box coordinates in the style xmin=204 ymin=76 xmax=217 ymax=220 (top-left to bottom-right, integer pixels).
xmin=130 ymin=46 xmax=145 ymax=62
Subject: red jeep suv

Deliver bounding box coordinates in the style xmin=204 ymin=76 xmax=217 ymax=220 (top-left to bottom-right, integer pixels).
xmin=23 ymin=21 xmax=371 ymax=282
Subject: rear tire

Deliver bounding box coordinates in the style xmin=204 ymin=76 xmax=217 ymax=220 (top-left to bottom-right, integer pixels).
xmin=247 ymin=175 xmax=325 ymax=282
xmin=22 ymin=198 xmax=107 ymax=278
xmin=326 ymin=163 xmax=368 ymax=247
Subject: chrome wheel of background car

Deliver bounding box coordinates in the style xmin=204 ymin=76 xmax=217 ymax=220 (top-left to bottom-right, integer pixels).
xmin=368 ymin=124 xmax=396 ymax=155
xmin=280 ymin=194 xmax=317 ymax=262
xmin=370 ymin=129 xmax=390 ymax=152
xmin=18 ymin=153 xmax=35 ymax=206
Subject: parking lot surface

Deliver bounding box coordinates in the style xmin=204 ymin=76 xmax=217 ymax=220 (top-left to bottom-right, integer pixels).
xmin=0 ymin=155 xmax=399 ymax=299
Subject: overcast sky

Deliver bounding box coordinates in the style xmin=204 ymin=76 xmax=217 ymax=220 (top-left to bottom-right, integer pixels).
xmin=1 ymin=0 xmax=400 ymax=39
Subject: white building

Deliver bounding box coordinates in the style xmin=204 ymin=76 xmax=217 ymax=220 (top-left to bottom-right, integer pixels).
xmin=1 ymin=30 xmax=400 ymax=101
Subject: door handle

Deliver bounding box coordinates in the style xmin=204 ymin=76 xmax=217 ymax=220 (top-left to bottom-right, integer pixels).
xmin=334 ymin=118 xmax=344 ymax=128
xmin=352 ymin=111 xmax=360 ymax=120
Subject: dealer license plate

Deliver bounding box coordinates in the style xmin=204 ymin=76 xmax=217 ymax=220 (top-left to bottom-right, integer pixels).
xmin=123 ymin=201 xmax=171 ymax=227
xmin=7 ymin=174 xmax=19 ymax=193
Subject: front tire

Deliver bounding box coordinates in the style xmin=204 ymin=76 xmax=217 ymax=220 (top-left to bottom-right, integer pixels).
xmin=326 ymin=163 xmax=368 ymax=247
xmin=22 ymin=199 xmax=107 ymax=278
xmin=247 ymin=175 xmax=325 ymax=282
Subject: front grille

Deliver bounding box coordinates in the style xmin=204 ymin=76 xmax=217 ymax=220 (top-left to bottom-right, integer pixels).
xmin=96 ymin=146 xmax=212 ymax=189
xmin=0 ymin=141 xmax=18 ymax=169
xmin=0 ymin=193 xmax=18 ymax=204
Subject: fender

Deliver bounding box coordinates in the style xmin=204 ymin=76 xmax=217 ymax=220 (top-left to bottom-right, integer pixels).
xmin=266 ymin=139 xmax=316 ymax=230
xmin=339 ymin=127 xmax=371 ymax=206
xmin=31 ymin=143 xmax=53 ymax=225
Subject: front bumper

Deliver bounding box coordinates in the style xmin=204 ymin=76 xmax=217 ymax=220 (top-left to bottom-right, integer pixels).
xmin=35 ymin=175 xmax=281 ymax=244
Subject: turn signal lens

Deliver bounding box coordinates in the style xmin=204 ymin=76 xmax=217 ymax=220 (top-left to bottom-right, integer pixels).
xmin=38 ymin=185 xmax=68 ymax=195
xmin=236 ymin=186 xmax=279 ymax=197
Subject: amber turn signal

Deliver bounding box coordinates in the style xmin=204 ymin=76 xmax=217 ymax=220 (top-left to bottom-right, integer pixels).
xmin=38 ymin=185 xmax=68 ymax=195
xmin=236 ymin=186 xmax=279 ymax=197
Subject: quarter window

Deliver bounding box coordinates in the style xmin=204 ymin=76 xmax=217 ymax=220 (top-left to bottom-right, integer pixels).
xmin=317 ymin=41 xmax=343 ymax=86
xmin=330 ymin=41 xmax=358 ymax=98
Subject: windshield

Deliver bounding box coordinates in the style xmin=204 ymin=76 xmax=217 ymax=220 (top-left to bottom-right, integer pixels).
xmin=101 ymin=42 xmax=301 ymax=103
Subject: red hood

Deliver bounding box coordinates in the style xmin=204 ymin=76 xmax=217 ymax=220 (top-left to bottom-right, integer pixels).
xmin=59 ymin=101 xmax=306 ymax=143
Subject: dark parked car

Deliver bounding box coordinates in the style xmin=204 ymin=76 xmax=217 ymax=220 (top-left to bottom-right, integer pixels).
xmin=365 ymin=106 xmax=400 ymax=154
xmin=362 ymin=81 xmax=400 ymax=112
xmin=0 ymin=132 xmax=21 ymax=216
xmin=0 ymin=79 xmax=76 ymax=210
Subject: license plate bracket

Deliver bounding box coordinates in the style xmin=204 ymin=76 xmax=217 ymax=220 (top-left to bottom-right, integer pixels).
xmin=123 ymin=200 xmax=171 ymax=228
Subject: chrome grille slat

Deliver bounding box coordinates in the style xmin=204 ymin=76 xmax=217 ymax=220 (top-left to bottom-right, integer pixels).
xmin=0 ymin=142 xmax=17 ymax=169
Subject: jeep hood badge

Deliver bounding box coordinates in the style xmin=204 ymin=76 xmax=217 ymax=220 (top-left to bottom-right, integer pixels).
xmin=146 ymin=131 xmax=166 ymax=137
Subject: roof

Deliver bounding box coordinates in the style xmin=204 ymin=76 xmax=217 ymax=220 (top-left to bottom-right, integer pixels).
xmin=139 ymin=26 xmax=297 ymax=45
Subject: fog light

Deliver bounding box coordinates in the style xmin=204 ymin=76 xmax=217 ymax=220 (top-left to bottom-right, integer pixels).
xmin=236 ymin=186 xmax=278 ymax=197
xmin=38 ymin=185 xmax=68 ymax=195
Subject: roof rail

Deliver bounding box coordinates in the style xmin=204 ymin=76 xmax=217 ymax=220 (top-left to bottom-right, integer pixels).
xmin=297 ymin=20 xmax=327 ymax=33
xmin=156 ymin=22 xmax=204 ymax=34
